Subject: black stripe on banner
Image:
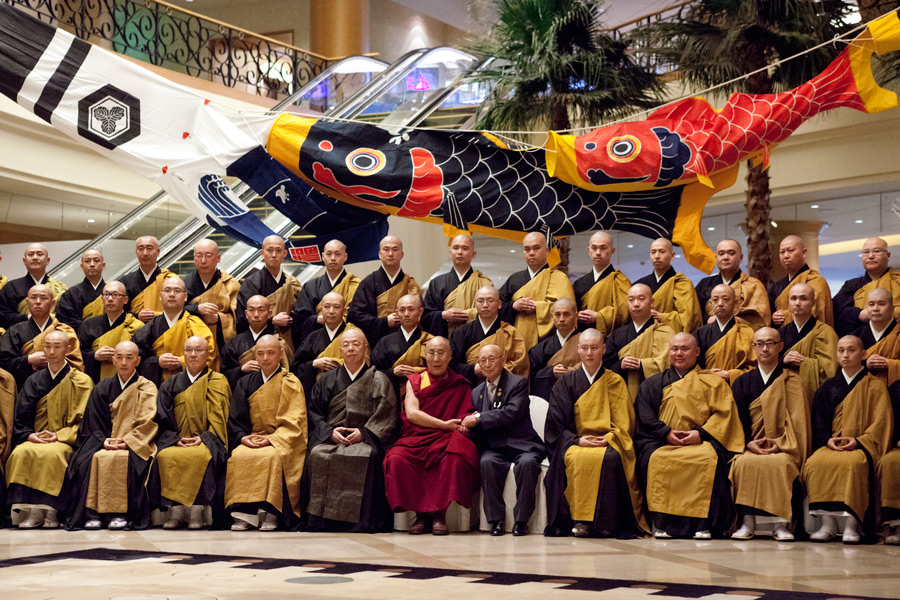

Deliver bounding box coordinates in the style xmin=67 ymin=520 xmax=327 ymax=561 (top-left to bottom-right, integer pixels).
xmin=0 ymin=3 xmax=57 ymax=101
xmin=34 ymin=36 xmax=90 ymax=123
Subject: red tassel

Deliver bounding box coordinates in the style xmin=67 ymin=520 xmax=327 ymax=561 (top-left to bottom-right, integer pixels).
xmin=162 ymin=166 xmax=168 ymax=174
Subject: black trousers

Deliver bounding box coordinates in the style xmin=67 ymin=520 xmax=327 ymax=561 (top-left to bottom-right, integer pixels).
xmin=480 ymin=446 xmax=542 ymax=524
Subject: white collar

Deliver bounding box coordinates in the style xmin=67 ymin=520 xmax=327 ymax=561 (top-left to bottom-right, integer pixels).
xmin=261 ymin=368 xmax=280 ymax=383
xmin=106 ymin=311 xmax=124 ymax=327
xmin=327 ymin=270 xmax=344 ymax=288
xmin=140 ymin=267 xmax=156 ymax=282
xmin=32 ymin=316 xmax=50 ymax=331
xmin=199 ymin=276 xmax=212 ymax=289
xmin=759 ymin=365 xmax=776 ymax=385
xmin=842 ymin=367 xmax=863 ymax=384
xmin=716 ymin=318 xmax=732 ymax=332
xmin=870 ymin=321 xmax=891 ymax=342
xmin=654 ymin=271 xmax=666 ymax=282
xmin=29 ymin=274 xmax=44 ymax=286
xmin=187 ymin=369 xmax=203 ymax=384
xmin=453 ymin=268 xmax=469 ymax=282
xmin=48 ymin=364 xmax=65 ymax=380
xmin=479 ymin=316 xmax=497 ymax=335
xmin=382 ymin=266 xmax=400 ymax=285
xmin=527 ymin=266 xmax=540 ymax=279
xmin=593 ymin=266 xmax=608 ymax=281
xmin=89 ymin=279 xmax=103 ymax=290
xmin=401 ymin=326 xmax=417 ymax=342
xmin=721 ymin=272 xmax=736 ymax=285
xmin=118 ymin=371 xmax=136 ymax=389
xmin=163 ymin=311 xmax=182 ymax=329
xmin=325 ymin=323 xmax=341 ymax=340
xmin=633 ymin=318 xmax=649 ymax=333
xmin=582 ymin=364 xmax=600 ymax=384
xmin=266 ymin=269 xmax=284 ymax=283
xmin=345 ymin=363 xmax=364 ymax=381
xmin=556 ymin=329 xmax=574 ymax=346
xmin=794 ymin=317 xmax=810 ymax=332
xmin=250 ymin=327 xmax=266 ymax=341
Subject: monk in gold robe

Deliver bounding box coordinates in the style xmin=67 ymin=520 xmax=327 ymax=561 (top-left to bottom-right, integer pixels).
xmin=544 ymin=329 xmax=647 ymax=538
xmin=422 ymin=233 xmax=493 ymax=338
xmin=880 ymin=379 xmax=900 ymax=544
xmin=696 ymin=284 xmax=756 ymax=384
xmin=633 ymin=238 xmax=701 ymax=333
xmin=225 ymin=335 xmax=307 ymax=531
xmin=573 ymin=231 xmax=630 ymax=337
xmin=804 ymin=335 xmax=893 ymax=544
xmin=235 ymin=235 xmax=302 ymax=351
xmin=184 ymin=239 xmax=240 ymax=347
xmin=834 ymin=237 xmax=900 ymax=335
xmin=6 ymin=331 xmax=92 ymax=528
xmin=450 ymin=286 xmax=528 ymax=385
xmin=291 ymin=239 xmax=361 ymax=342
xmin=56 ymin=249 xmax=105 ymax=332
xmin=291 ymin=292 xmax=357 ymax=396
xmin=149 ymin=336 xmax=230 ymax=530
xmin=0 ymin=284 xmax=82 ymax=389
xmin=222 ymin=295 xmax=287 ymax=391
xmin=63 ymin=341 xmax=158 ymax=530
xmin=853 ymin=288 xmax=900 ymax=386
xmin=603 ymin=284 xmax=675 ymax=400
xmin=0 ymin=243 xmax=67 ymax=330
xmin=132 ymin=277 xmax=216 ymax=385
xmin=78 ymin=281 xmax=144 ymax=383
xmin=0 ymin=366 xmax=13 ymax=525
xmin=769 ymin=235 xmax=833 ymax=327
xmin=529 ymin=298 xmax=581 ymax=400
xmin=499 ymin=232 xmax=575 ymax=348
xmin=696 ymin=239 xmax=770 ymax=331
xmin=730 ymin=328 xmax=809 ymax=542
xmin=372 ymin=294 xmax=433 ymax=399
xmin=778 ymin=283 xmax=838 ymax=396
xmin=119 ymin=236 xmax=175 ymax=323
xmin=348 ymin=235 xmax=420 ymax=341
xmin=635 ymin=333 xmax=744 ymax=539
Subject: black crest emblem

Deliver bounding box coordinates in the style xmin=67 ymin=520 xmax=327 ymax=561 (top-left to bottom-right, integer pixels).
xmin=77 ymin=85 xmax=141 ymax=150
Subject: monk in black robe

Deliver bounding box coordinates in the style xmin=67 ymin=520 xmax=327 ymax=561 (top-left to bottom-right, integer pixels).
xmin=221 ymin=295 xmax=275 ymax=391
xmin=235 ymin=235 xmax=301 ymax=345
xmin=291 ymin=292 xmax=354 ymax=397
xmin=302 ymin=328 xmax=398 ymax=532
xmin=632 ymin=238 xmax=701 ymax=334
xmin=695 ymin=284 xmax=756 ymax=384
xmin=347 ymin=235 xmax=420 ymax=341
xmin=55 ymin=249 xmax=105 ymax=332
xmin=372 ymin=294 xmax=433 ymax=399
xmin=573 ymin=231 xmax=630 ymax=337
xmin=768 ymin=236 xmax=833 ymax=327
xmin=778 ymin=282 xmax=838 ymax=396
xmin=182 ymin=239 xmax=241 ymax=351
xmin=78 ymin=281 xmax=143 ymax=383
xmin=421 ymin=234 xmax=492 ymax=337
xmin=544 ymin=329 xmax=646 ymax=538
xmin=0 ymin=243 xmax=66 ymax=330
xmin=119 ymin=236 xmax=175 ymax=323
xmin=63 ymin=340 xmax=158 ymax=530
xmin=694 ymin=239 xmax=770 ymax=331
xmin=833 ymin=237 xmax=900 ymax=336
xmin=291 ymin=239 xmax=360 ymax=342
xmin=529 ymin=298 xmax=579 ymax=400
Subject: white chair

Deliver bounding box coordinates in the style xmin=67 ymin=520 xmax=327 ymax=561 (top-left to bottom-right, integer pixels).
xmin=394 ymin=502 xmax=476 ymax=532
xmin=477 ymin=395 xmax=551 ymax=534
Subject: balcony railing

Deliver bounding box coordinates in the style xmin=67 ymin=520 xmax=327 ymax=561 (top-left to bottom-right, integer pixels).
xmin=3 ymin=0 xmax=330 ymax=100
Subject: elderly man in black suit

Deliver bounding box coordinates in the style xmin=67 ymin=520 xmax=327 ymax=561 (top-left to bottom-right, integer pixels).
xmin=461 ymin=344 xmax=545 ymax=536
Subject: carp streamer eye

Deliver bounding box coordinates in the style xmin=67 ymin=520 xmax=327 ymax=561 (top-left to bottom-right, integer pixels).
xmin=606 ymin=135 xmax=641 ymax=163
xmin=584 ymin=142 xmax=597 ymax=151
xmin=346 ymin=148 xmax=386 ymax=176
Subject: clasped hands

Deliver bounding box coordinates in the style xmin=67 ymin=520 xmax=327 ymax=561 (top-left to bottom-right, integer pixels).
xmin=578 ymin=435 xmax=607 ymax=448
xmin=103 ymin=437 xmax=127 ymax=451
xmin=746 ymin=438 xmax=780 ymax=455
xmin=27 ymin=430 xmax=58 ymax=444
xmin=241 ymin=432 xmax=272 ymax=448
xmin=177 ymin=435 xmax=202 ymax=447
xmin=827 ymin=436 xmax=858 ymax=452
xmin=331 ymin=427 xmax=362 ymax=445
xmin=666 ymin=429 xmax=701 ymax=446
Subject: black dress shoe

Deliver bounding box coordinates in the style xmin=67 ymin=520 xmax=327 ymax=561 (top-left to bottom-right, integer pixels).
xmin=490 ymin=521 xmax=505 ymax=536
xmin=512 ymin=521 xmax=528 ymax=536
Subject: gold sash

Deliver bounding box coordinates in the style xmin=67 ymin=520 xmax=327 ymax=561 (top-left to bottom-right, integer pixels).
xmin=16 ymin=277 xmax=67 ymax=317
xmin=224 ymin=372 xmax=308 ymax=517
xmin=267 ymin=275 xmax=302 ymax=353
xmin=854 ymin=269 xmax=900 ymax=323
xmin=6 ymin=369 xmax=92 ymax=496
xmin=879 ymin=449 xmax=900 ymax=510
xmin=546 ymin=332 xmax=581 ymax=372
xmin=618 ymin=323 xmax=675 ymax=400
xmin=704 ymin=320 xmax=757 ymax=383
xmin=563 ymin=370 xmax=647 ymax=531
xmin=22 ymin=319 xmax=83 ymax=373
xmin=376 ymin=274 xmax=420 ymax=318
xmin=464 ymin=323 xmax=529 ymax=378
xmin=443 ymin=270 xmax=493 ymax=336
xmin=865 ymin=327 xmax=900 ymax=386
xmin=0 ymin=274 xmax=7 ymax=290
xmin=82 ymin=294 xmax=104 ymax=321
xmin=191 ymin=272 xmax=240 ymax=342
xmin=130 ymin=268 xmax=175 ymax=315
xmin=774 ymin=269 xmax=833 ymax=326
xmin=652 ymin=274 xmax=701 ymax=333
xmin=317 ymin=273 xmax=362 ymax=311
xmin=85 ymin=377 xmax=158 ymax=514
xmin=511 ymin=268 xmax=575 ymax=347
xmin=580 ymin=271 xmax=631 ymax=336
xmin=729 ymin=371 xmax=809 ymax=521
xmin=151 ymin=313 xmax=217 ymax=381
xmin=157 ymin=372 xmax=229 ymax=506
xmin=237 ymin=334 xmax=293 ymax=371
xmin=785 ymin=321 xmax=838 ymax=395
xmin=393 ymin=331 xmax=435 ymax=368
xmin=706 ymin=273 xmax=771 ymax=331
xmin=646 ymin=369 xmax=743 ymax=518
xmin=314 ymin=324 xmax=365 ymax=378
xmin=92 ymin=315 xmax=144 ymax=381
xmin=0 ymin=369 xmax=14 ymax=472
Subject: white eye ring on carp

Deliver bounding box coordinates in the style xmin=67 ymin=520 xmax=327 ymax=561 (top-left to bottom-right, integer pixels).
xmin=606 ymin=135 xmax=641 ymax=163
xmin=346 ymin=148 xmax=386 ymax=176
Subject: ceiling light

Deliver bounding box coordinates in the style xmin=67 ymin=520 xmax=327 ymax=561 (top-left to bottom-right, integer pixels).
xmin=626 ymin=244 xmax=634 ymax=248
xmin=87 ymin=219 xmax=95 ymax=223
xmin=810 ymin=204 xmax=819 ymax=209
xmin=770 ymin=220 xmax=778 ymax=228
xmin=855 ymin=219 xmax=864 ymax=224
xmin=707 ymin=226 xmax=715 ymax=231
xmin=509 ymin=249 xmax=515 ymax=253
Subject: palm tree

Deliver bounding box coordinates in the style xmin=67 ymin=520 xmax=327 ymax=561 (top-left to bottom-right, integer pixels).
xmin=465 ymin=0 xmax=661 ymax=272
xmin=637 ymin=0 xmax=855 ymax=284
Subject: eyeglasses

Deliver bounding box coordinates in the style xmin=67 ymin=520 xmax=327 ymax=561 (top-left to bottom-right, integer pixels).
xmin=102 ymin=292 xmax=125 ymax=299
xmin=752 ymin=341 xmax=780 ymax=349
xmin=478 ymin=356 xmax=502 ymax=364
xmin=862 ymin=249 xmax=887 ymax=256
xmin=425 ymin=350 xmax=449 ymax=358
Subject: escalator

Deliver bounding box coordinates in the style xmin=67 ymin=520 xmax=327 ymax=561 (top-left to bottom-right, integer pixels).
xmin=48 ymin=47 xmax=493 ymax=287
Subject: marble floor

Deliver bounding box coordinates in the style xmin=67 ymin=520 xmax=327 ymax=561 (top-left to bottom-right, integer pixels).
xmin=1 ymin=529 xmax=898 ymax=600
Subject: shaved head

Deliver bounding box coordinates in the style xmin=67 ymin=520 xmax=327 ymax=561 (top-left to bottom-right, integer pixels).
xmin=553 ymin=297 xmax=576 ymax=311
xmin=321 ymin=291 xmax=346 ymax=307
xmin=324 ymin=239 xmax=347 ymax=253
xmin=868 ymin=287 xmax=893 ymax=303
xmin=380 ymin=235 xmax=403 ymax=251
xmin=523 ymin=231 xmax=547 ymax=247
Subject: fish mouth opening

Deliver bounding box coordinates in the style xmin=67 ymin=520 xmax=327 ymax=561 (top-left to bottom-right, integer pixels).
xmin=313 ymin=162 xmax=401 ymax=202
xmin=586 ymin=168 xmax=648 ymax=186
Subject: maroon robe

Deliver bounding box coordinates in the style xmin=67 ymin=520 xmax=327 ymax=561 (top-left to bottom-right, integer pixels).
xmin=383 ymin=369 xmax=478 ymax=513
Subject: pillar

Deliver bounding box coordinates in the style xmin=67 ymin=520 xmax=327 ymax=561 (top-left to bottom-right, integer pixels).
xmin=767 ymin=220 xmax=827 ymax=280
xmin=309 ymin=0 xmax=369 ymax=58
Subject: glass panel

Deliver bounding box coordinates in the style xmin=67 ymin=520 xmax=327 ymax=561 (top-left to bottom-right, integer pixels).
xmin=284 ymin=56 xmax=388 ymax=116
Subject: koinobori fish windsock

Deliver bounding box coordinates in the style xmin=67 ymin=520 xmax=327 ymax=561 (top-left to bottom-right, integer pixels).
xmin=2 ymin=2 xmax=900 ymax=271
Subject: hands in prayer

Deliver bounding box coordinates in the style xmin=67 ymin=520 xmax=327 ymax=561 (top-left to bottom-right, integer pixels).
xmin=331 ymin=427 xmax=362 ymax=445
xmin=159 ymin=353 xmax=182 ymax=370
xmin=577 ymin=308 xmax=596 ymax=324
xmin=513 ymin=297 xmax=536 ymax=314
xmin=666 ymin=429 xmax=701 ymax=446
xmin=577 ymin=435 xmax=607 ymax=448
xmin=620 ymin=356 xmax=641 ymax=371
xmin=442 ymin=308 xmax=469 ymax=323
xmin=241 ymin=433 xmax=271 ymax=448
xmin=747 ymin=438 xmax=780 ymax=455
xmin=27 ymin=430 xmax=57 ymax=444
xmin=271 ymin=312 xmax=292 ymax=327
xmin=177 ymin=435 xmax=202 ymax=447
xmin=103 ymin=437 xmax=127 ymax=451
xmin=827 ymin=436 xmax=858 ymax=452
xmin=138 ymin=309 xmax=157 ymax=323
xmin=782 ymin=350 xmax=806 ymax=366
